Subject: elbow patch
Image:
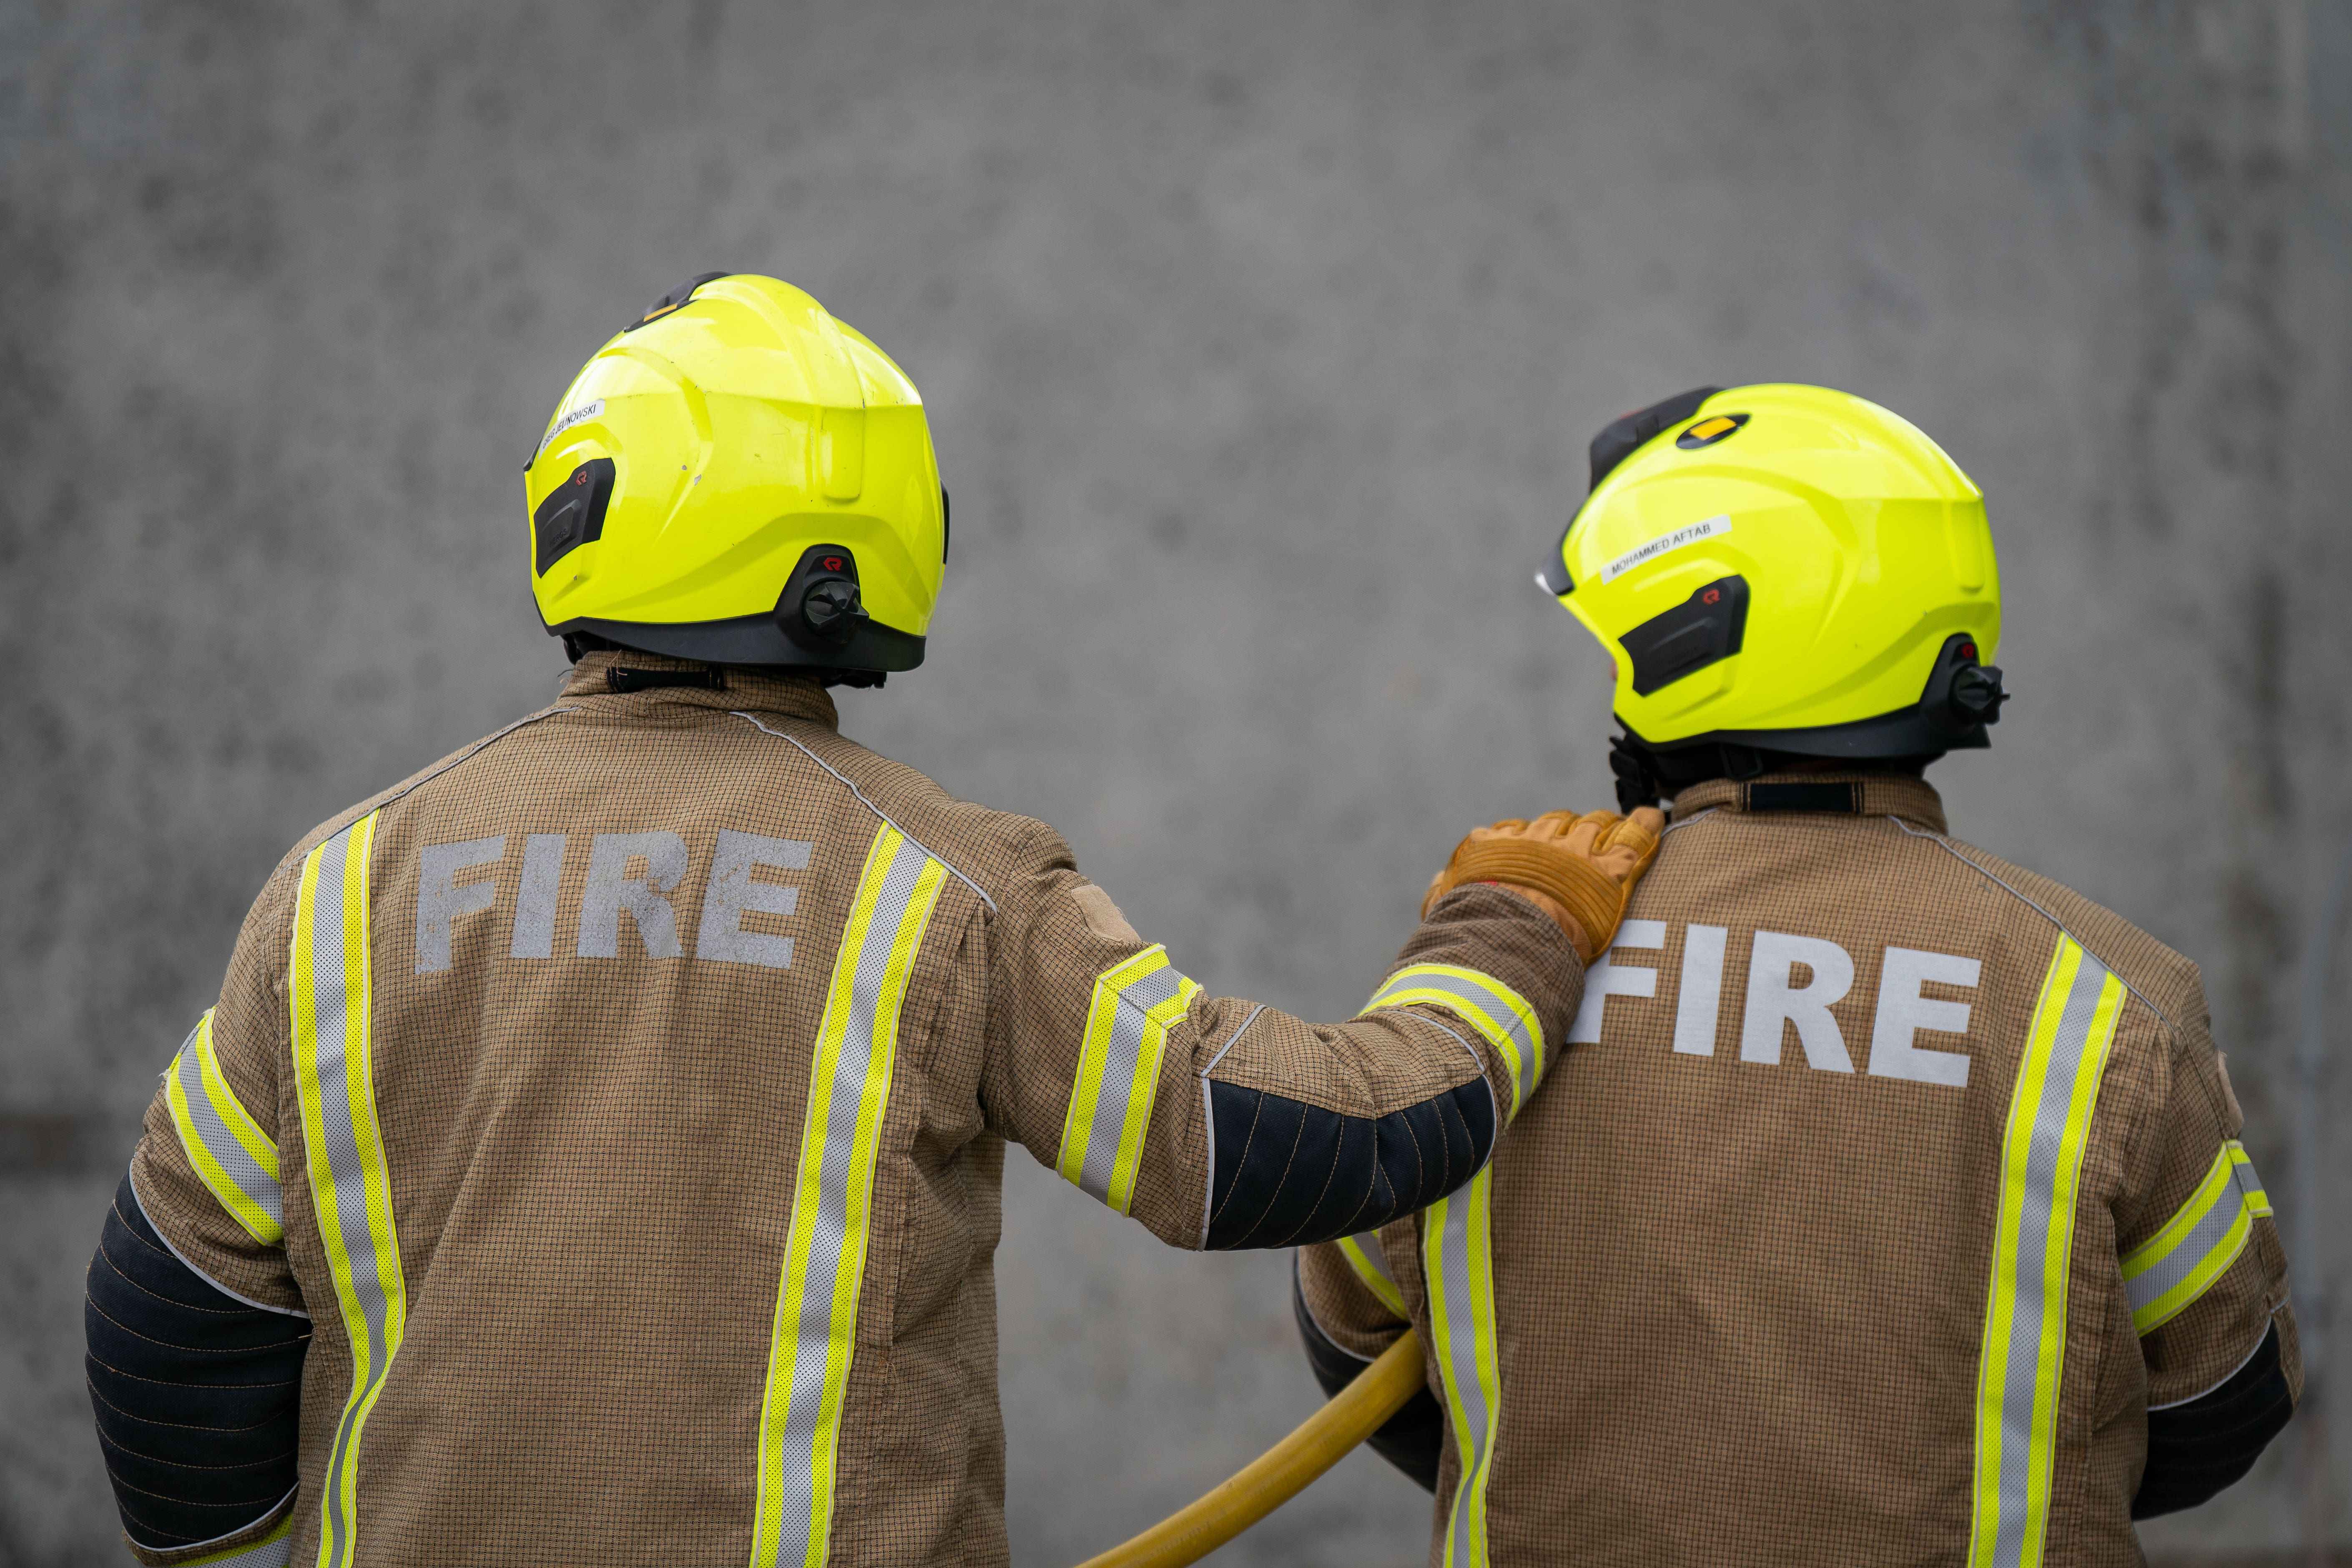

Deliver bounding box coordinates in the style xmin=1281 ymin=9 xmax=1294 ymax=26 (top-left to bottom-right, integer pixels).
xmin=1202 ymin=1077 xmax=1494 ymax=1251
xmin=2134 ymin=1321 xmax=2294 ymax=1520
xmin=85 ymin=1173 xmax=308 ymax=1550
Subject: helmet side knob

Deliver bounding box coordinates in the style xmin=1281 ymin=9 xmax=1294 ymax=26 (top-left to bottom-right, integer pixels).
xmin=1949 ymin=663 xmax=2008 ymax=726
xmin=801 ymin=575 xmax=864 ymax=645
xmin=778 ymin=545 xmax=869 ymax=651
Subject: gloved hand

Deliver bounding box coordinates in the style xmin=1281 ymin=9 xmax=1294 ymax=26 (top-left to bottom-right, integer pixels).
xmin=1422 ymin=807 xmax=1667 ymax=965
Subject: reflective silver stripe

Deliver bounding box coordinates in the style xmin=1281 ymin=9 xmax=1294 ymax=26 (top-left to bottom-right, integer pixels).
xmin=2126 ymin=1183 xmax=2244 ymax=1317
xmin=180 ymin=1500 xmax=296 ymax=1568
xmin=1424 ymin=1170 xmax=1501 ymax=1568
xmin=1349 ymin=1230 xmax=1400 ymax=1295
xmin=1056 ymin=947 xmax=1201 ymax=1215
xmin=2121 ymin=1141 xmax=2266 ymax=1334
xmin=2233 ymin=1146 xmax=2271 ymax=1214
xmin=166 ymin=1012 xmax=284 ymax=1245
xmin=749 ymin=826 xmax=949 ymax=1568
xmin=1077 ymin=962 xmax=1187 ymax=1204
xmin=291 ymin=814 xmax=407 ymax=1568
xmin=1365 ymin=964 xmax=1542 ymax=1116
xmin=202 ymin=1533 xmax=294 ymax=1568
xmin=1968 ymin=937 xmax=2125 ymax=1568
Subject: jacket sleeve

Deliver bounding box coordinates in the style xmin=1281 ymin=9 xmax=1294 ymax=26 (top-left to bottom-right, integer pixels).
xmin=2116 ymin=978 xmax=2298 ymax=1518
xmin=979 ymin=820 xmax=1583 ymax=1250
xmin=89 ymin=868 xmax=309 ymax=1563
xmin=1295 ymin=1232 xmax=1439 ymax=1491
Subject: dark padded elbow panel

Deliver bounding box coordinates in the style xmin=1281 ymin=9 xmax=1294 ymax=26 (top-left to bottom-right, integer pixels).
xmin=1203 ymin=1077 xmax=1493 ymax=1250
xmin=2133 ymin=1321 xmax=2294 ymax=1520
xmin=1292 ymin=1266 xmax=1441 ymax=1493
xmin=85 ymin=1172 xmax=309 ymax=1550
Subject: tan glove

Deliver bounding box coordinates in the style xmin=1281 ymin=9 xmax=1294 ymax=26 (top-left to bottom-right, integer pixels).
xmin=1422 ymin=807 xmax=1667 ymax=964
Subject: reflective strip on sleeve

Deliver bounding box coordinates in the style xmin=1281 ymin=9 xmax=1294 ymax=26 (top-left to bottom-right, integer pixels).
xmin=180 ymin=1503 xmax=296 ymax=1567
xmin=749 ymin=824 xmax=948 ymax=1568
xmin=165 ymin=1009 xmax=286 ymax=1247
xmin=1338 ymin=1230 xmax=1408 ymax=1318
xmin=1366 ymin=963 xmax=1543 ymax=1117
xmin=289 ymin=813 xmax=407 ymax=1568
xmin=1055 ymin=945 xmax=1202 ymax=1215
xmin=2121 ymin=1141 xmax=2272 ymax=1335
xmin=1423 ymin=1168 xmax=1502 ymax=1568
xmin=1966 ymin=935 xmax=2126 ymax=1568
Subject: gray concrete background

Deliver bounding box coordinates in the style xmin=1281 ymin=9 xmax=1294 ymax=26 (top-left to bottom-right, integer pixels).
xmin=4 ymin=1 xmax=2349 ymax=1562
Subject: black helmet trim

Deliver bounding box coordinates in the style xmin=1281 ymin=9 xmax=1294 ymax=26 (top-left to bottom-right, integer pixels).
xmin=546 ymin=611 xmax=924 ymax=673
xmin=544 ymin=542 xmax=925 ymax=674
xmin=1626 ymin=632 xmax=2005 ymax=759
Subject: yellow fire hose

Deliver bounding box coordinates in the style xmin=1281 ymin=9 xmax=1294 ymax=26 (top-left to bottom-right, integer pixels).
xmin=1073 ymin=1328 xmax=1426 ymax=1568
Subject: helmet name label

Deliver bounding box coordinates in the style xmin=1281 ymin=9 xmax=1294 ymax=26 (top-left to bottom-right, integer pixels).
xmin=1601 ymin=513 xmax=1729 ymax=585
xmin=535 ymin=398 xmax=605 ymax=459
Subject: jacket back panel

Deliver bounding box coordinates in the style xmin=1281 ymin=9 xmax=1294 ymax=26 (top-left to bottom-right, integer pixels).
xmin=1466 ymin=781 xmax=2214 ymax=1567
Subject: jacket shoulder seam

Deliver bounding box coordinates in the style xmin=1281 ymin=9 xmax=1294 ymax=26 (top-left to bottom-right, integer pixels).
xmin=1887 ymin=817 xmax=2174 ymax=1031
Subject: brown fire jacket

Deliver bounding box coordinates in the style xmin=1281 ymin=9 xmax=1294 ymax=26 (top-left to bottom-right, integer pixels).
xmin=108 ymin=650 xmax=1584 ymax=1567
xmin=1300 ymin=773 xmax=2299 ymax=1568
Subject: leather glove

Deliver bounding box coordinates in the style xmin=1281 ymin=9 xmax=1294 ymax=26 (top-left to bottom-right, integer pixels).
xmin=1422 ymin=807 xmax=1667 ymax=965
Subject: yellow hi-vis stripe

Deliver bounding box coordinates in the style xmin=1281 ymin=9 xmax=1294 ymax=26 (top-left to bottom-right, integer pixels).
xmin=1967 ymin=934 xmax=2126 ymax=1568
xmin=1424 ymin=1167 xmax=1502 ymax=1568
xmin=1338 ymin=1230 xmax=1407 ymax=1318
xmin=1055 ymin=945 xmax=1201 ymax=1215
xmin=165 ymin=1009 xmax=286 ymax=1247
xmin=749 ymin=824 xmax=948 ymax=1568
xmin=1364 ymin=963 xmax=1543 ymax=1118
xmin=290 ymin=812 xmax=407 ymax=1568
xmin=2121 ymin=1141 xmax=2272 ymax=1335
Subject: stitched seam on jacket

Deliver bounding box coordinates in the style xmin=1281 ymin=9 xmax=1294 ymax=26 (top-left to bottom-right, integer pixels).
xmin=1888 ymin=817 xmax=2170 ymax=1026
xmin=125 ymin=1174 xmax=307 ymax=1320
xmin=83 ymin=1299 xmax=296 ymax=1358
xmin=83 ymin=1355 xmax=302 ymax=1393
xmin=119 ymin=1483 xmax=299 ymax=1555
xmin=1229 ymin=1106 xmax=1310 ymax=1249
xmin=1209 ymin=1091 xmax=1268 ymax=1230
xmin=92 ymin=1429 xmax=299 ymax=1470
xmin=1270 ymin=1106 xmax=1355 ymax=1249
xmin=2147 ymin=1310 xmax=2284 ymax=1410
xmin=730 ymin=712 xmax=997 ymax=911
xmin=85 ymin=1380 xmax=292 ymax=1436
xmin=1197 ymin=1005 xmax=1268 ymax=1247
xmin=95 ymin=1237 xmax=256 ymax=1319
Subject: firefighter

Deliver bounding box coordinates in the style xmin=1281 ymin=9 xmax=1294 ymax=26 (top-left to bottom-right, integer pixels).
xmin=1296 ymin=384 xmax=2299 ymax=1566
xmin=79 ymin=273 xmax=1664 ymax=1567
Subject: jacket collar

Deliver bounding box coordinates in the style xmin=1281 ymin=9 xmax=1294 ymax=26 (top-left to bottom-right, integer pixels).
xmin=1669 ymin=770 xmax=1948 ymax=834
xmin=556 ymin=650 xmax=839 ymax=730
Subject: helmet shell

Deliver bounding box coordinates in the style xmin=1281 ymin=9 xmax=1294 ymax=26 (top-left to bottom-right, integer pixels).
xmin=1549 ymin=384 xmax=1999 ymax=747
xmin=525 ymin=275 xmax=944 ymax=669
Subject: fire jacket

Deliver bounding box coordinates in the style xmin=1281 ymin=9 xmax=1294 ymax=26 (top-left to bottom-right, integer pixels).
xmin=1298 ymin=772 xmax=2298 ymax=1568
xmin=85 ymin=650 xmax=1584 ymax=1567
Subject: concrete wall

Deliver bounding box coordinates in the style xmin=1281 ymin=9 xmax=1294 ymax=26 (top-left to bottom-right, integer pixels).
xmin=4 ymin=2 xmax=2347 ymax=1561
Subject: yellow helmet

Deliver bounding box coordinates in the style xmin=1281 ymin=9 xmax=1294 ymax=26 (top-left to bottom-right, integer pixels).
xmin=1535 ymin=384 xmax=2007 ymax=805
xmin=525 ymin=273 xmax=946 ymax=680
